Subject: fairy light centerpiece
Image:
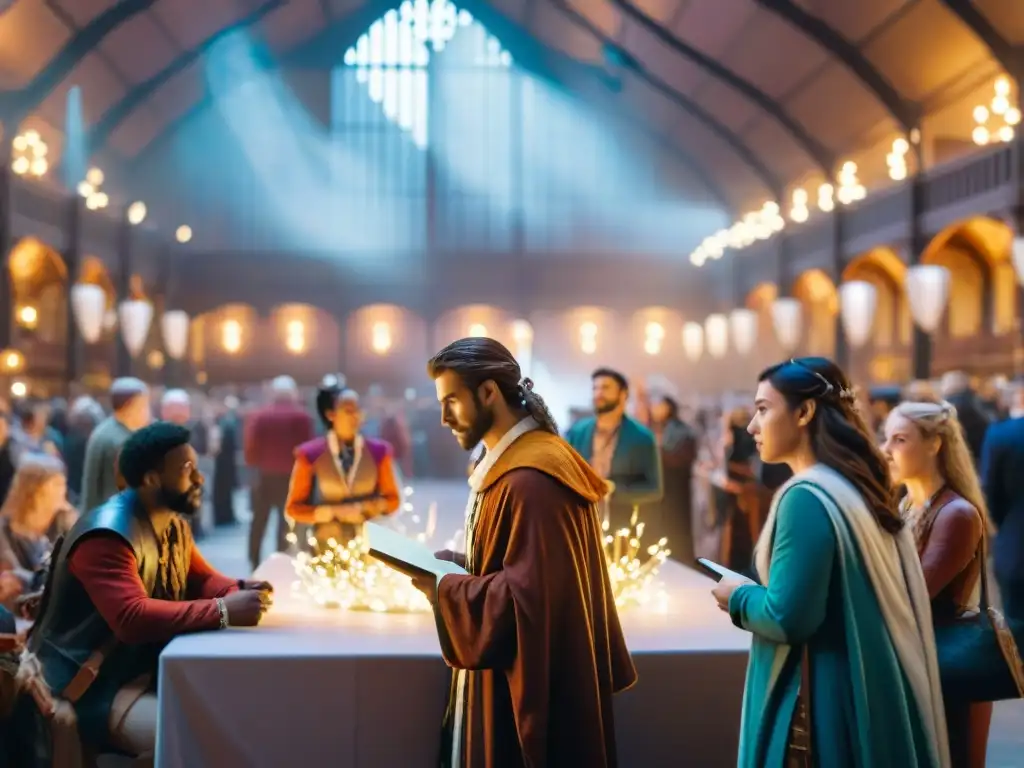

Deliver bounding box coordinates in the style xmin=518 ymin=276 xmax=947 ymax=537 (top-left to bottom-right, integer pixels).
xmin=286 ymin=485 xmax=437 ymax=613
xmin=603 ymin=505 xmax=670 ymax=609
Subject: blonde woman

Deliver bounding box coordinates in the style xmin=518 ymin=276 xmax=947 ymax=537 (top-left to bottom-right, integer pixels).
xmin=0 ymin=454 xmax=71 ymax=605
xmin=883 ymin=398 xmax=990 ymax=768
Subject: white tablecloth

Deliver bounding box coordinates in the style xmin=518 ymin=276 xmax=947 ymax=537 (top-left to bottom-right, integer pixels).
xmin=156 ymin=559 xmax=749 ymax=768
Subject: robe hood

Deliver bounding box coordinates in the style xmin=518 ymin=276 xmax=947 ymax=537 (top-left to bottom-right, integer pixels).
xmin=478 ymin=430 xmax=609 ymax=503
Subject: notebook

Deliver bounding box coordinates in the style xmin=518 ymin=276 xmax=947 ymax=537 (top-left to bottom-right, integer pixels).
xmin=365 ymin=522 xmax=468 ymax=579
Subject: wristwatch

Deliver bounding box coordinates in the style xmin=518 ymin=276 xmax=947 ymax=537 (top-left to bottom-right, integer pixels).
xmin=216 ymin=597 xmax=230 ymax=629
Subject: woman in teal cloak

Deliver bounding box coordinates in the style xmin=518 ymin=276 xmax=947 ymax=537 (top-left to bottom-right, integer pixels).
xmin=712 ymin=358 xmax=949 ymax=768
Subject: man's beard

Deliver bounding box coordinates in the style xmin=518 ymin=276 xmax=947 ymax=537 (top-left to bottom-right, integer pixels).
xmin=594 ymin=400 xmax=619 ymax=415
xmin=158 ymin=484 xmax=202 ymax=516
xmin=454 ymin=398 xmax=494 ymax=451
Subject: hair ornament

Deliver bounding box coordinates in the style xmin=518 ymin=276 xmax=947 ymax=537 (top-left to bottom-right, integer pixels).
xmin=517 ymin=377 xmax=533 ymax=406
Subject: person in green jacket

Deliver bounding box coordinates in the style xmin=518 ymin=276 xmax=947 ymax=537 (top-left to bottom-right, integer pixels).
xmin=712 ymin=357 xmax=950 ymax=768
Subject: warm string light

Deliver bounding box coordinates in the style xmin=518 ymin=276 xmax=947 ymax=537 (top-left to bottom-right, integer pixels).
xmin=643 ymin=321 xmax=664 ymax=356
xmin=371 ymin=321 xmax=392 ymax=354
xmin=789 ymin=188 xmax=809 ymax=223
xmin=11 ymin=131 xmax=48 ymax=177
xmin=887 ymin=138 xmax=909 ymax=181
xmin=973 ymin=76 xmax=1019 ymax=146
xmin=817 ymin=183 xmax=834 ymax=212
xmin=221 ymin=319 xmax=242 ymax=354
xmin=285 ymin=319 xmax=305 ymax=354
xmin=602 ymin=506 xmax=669 ymax=609
xmin=689 ymin=201 xmax=784 ymax=266
xmin=579 ymin=321 xmax=598 ymax=355
xmin=287 ymin=485 xmax=437 ymax=613
xmin=78 ymin=167 xmax=109 ymax=210
xmin=836 ymin=161 xmax=866 ymax=205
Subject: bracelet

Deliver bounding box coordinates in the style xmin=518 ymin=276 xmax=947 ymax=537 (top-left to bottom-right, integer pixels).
xmin=216 ymin=597 xmax=229 ymax=629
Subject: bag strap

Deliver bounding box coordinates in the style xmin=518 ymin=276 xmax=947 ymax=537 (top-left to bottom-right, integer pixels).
xmin=801 ymin=644 xmax=813 ymax=760
xmin=61 ymin=636 xmax=118 ymax=704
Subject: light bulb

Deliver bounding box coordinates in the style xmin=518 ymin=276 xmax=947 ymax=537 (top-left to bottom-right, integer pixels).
xmin=972 ymin=125 xmax=990 ymax=145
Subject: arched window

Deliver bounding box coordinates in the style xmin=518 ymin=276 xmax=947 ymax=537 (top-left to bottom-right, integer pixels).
xmin=343 ymin=0 xmax=511 ymax=148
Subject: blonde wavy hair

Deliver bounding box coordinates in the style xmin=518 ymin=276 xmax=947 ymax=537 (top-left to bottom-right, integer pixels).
xmin=0 ymin=453 xmax=66 ymax=534
xmin=890 ymin=397 xmax=990 ymax=531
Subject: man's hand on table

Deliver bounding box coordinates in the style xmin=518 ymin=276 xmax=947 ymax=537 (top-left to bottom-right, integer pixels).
xmin=239 ymin=579 xmax=274 ymax=593
xmin=222 ymin=589 xmax=270 ymax=627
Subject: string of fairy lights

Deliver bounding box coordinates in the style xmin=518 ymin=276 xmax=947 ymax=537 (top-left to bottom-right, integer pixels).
xmin=284 ymin=485 xmax=669 ymax=613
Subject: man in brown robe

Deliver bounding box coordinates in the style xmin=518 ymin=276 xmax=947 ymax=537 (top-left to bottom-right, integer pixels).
xmin=417 ymin=337 xmax=637 ymax=768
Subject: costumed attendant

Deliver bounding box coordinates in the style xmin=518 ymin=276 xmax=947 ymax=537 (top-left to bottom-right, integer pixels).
xmin=712 ymin=358 xmax=949 ymax=768
xmin=420 ymin=338 xmax=635 ymax=768
xmin=284 ymin=380 xmax=400 ymax=548
xmin=883 ymin=398 xmax=994 ymax=768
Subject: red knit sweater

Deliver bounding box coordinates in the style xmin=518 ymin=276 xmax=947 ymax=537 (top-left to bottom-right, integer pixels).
xmin=68 ymin=532 xmax=239 ymax=645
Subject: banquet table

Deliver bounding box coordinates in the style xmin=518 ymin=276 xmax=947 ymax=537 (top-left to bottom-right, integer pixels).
xmin=156 ymin=558 xmax=749 ymax=768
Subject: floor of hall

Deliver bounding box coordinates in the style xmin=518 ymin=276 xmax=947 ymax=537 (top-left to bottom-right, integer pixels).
xmin=200 ymin=479 xmax=1024 ymax=767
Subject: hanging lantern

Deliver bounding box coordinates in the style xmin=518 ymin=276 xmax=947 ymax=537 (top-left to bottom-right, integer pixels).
xmin=838 ymin=281 xmax=878 ymax=348
xmin=119 ymin=299 xmax=154 ymax=357
xmin=728 ymin=308 xmax=758 ymax=356
xmin=1012 ymin=236 xmax=1024 ymax=285
xmin=70 ymin=283 xmax=106 ymax=344
xmin=905 ymin=265 xmax=951 ymax=333
xmin=681 ymin=322 xmax=703 ymax=362
xmin=704 ymin=314 xmax=729 ymax=360
xmin=770 ymin=297 xmax=803 ymax=352
xmin=161 ymin=310 xmax=190 ymax=360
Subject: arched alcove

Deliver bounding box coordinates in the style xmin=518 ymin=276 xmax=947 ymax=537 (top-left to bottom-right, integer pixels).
xmin=345 ymin=304 xmax=429 ymax=392
xmin=744 ymin=282 xmax=780 ymax=371
xmin=191 ymin=303 xmax=259 ymax=384
xmin=265 ymin=303 xmax=342 ymax=382
xmin=921 ymin=217 xmax=1014 ymax=338
xmin=791 ymin=269 xmax=838 ymax=358
xmin=629 ymin=306 xmax=686 ymax=380
xmin=7 ymin=237 xmax=67 ymax=346
xmin=433 ymin=305 xmax=518 ymax=351
xmin=842 ymin=247 xmax=908 ymax=350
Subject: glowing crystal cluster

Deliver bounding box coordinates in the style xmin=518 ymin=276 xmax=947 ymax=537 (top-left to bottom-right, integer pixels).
xmin=287 ymin=485 xmax=435 ymax=613
xmin=603 ymin=507 xmax=670 ymax=609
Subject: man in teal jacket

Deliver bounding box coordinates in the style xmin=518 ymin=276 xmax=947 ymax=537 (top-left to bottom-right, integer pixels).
xmin=565 ymin=368 xmax=663 ymax=530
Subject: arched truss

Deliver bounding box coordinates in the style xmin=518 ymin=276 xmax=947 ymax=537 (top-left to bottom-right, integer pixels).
xmin=0 ymin=0 xmax=1016 ymax=209
xmin=608 ymin=0 xmax=834 ymax=172
xmin=936 ymin=0 xmax=1018 ymax=76
xmin=548 ymin=0 xmax=783 ymax=198
xmin=752 ymin=0 xmax=920 ymax=132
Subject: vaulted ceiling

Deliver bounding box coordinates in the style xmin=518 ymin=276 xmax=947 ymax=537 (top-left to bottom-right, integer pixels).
xmin=0 ymin=0 xmax=1020 ymax=215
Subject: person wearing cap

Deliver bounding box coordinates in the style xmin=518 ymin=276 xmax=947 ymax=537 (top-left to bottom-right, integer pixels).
xmin=284 ymin=380 xmax=400 ymax=548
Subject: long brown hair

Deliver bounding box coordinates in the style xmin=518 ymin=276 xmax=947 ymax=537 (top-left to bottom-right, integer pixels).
xmin=427 ymin=337 xmax=559 ymax=435
xmin=759 ymin=357 xmax=902 ymax=534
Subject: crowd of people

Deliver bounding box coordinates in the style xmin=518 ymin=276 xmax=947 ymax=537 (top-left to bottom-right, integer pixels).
xmin=0 ymin=349 xmax=1018 ymax=766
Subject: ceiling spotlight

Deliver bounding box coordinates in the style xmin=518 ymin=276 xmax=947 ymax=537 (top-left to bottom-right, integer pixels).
xmin=176 ymin=225 xmax=192 ymax=244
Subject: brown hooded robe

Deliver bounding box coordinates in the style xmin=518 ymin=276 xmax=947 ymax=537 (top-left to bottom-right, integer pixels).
xmin=434 ymin=429 xmax=637 ymax=768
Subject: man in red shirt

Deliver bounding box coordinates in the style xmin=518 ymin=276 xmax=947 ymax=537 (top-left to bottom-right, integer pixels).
xmin=25 ymin=422 xmax=270 ymax=763
xmin=244 ymin=375 xmax=315 ymax=570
